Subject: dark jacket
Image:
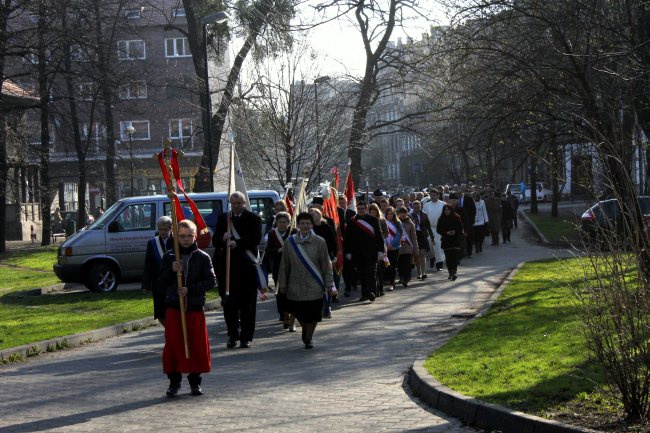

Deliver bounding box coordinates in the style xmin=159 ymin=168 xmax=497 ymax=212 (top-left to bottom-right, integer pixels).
xmin=263 ymin=227 xmax=296 ymax=282
xmin=501 ymin=199 xmax=515 ymax=220
xmin=213 ymin=209 xmax=263 ymax=298
xmin=313 ymin=222 xmax=338 ymax=259
xmin=344 ymin=213 xmax=384 ymax=261
xmin=142 ymin=235 xmax=173 ymax=291
xmin=460 ymin=194 xmax=477 ymax=229
xmin=160 ymin=243 xmax=216 ymax=310
xmin=452 ymin=205 xmax=468 ymax=234
xmin=337 ymin=207 xmax=356 ymax=235
xmin=437 ymin=207 xmax=465 ymax=250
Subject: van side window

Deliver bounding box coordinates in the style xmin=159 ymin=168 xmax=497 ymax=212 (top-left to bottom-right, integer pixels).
xmin=249 ymin=197 xmax=274 ymax=224
xmin=114 ymin=203 xmax=156 ymax=231
xmin=164 ymin=200 xmax=223 ymax=230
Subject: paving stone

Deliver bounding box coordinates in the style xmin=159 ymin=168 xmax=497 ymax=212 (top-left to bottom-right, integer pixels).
xmin=0 ymin=226 xmax=569 ymax=432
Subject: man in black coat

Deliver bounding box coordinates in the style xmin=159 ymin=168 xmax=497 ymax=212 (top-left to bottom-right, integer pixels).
xmin=448 ymin=193 xmax=468 ymax=262
xmin=344 ymin=200 xmax=384 ymax=302
xmin=213 ymin=191 xmax=263 ymax=349
xmin=338 ymin=195 xmax=357 ymax=296
xmin=459 ymin=189 xmax=476 ymax=258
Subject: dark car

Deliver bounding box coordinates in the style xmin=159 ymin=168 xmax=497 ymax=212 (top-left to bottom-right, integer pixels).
xmin=580 ymin=196 xmax=650 ymax=245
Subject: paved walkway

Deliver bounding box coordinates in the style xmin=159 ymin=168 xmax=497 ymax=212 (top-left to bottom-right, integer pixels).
xmin=0 ymin=225 xmax=570 ymax=433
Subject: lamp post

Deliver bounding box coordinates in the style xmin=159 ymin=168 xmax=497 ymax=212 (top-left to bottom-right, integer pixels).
xmin=202 ymin=10 xmax=229 ymax=192
xmin=125 ymin=125 xmax=135 ymax=197
xmin=313 ymin=75 xmax=330 ymax=186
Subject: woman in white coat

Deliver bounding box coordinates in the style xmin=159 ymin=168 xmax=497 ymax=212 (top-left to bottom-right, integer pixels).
xmin=472 ymin=191 xmax=489 ymax=253
xmin=422 ymin=189 xmax=445 ymax=271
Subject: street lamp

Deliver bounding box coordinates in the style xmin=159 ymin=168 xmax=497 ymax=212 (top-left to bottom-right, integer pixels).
xmin=202 ymin=10 xmax=229 ymax=192
xmin=125 ymin=125 xmax=135 ymax=197
xmin=313 ymin=75 xmax=330 ymax=186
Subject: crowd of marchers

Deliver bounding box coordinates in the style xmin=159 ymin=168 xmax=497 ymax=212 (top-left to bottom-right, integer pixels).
xmin=140 ymin=185 xmax=522 ymax=398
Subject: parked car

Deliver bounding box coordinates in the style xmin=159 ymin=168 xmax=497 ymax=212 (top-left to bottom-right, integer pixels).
xmin=504 ymin=182 xmax=552 ymax=202
xmin=53 ymin=190 xmax=280 ymax=292
xmin=579 ymin=196 xmax=650 ymax=245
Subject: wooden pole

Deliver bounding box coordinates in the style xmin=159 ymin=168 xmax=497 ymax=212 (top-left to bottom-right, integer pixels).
xmin=225 ymin=139 xmax=236 ymax=297
xmin=162 ymin=139 xmax=190 ymax=359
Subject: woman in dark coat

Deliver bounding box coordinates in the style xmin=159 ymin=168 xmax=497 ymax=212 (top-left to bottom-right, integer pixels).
xmin=309 ymin=208 xmax=338 ymax=319
xmin=264 ymin=211 xmax=296 ymax=330
xmin=436 ymin=204 xmax=464 ymax=281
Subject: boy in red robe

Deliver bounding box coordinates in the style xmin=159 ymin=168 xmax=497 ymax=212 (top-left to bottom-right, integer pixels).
xmin=159 ymin=219 xmax=216 ymax=397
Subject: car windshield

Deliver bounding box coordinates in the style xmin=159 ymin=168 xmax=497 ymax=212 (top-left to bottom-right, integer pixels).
xmin=86 ymin=202 xmax=123 ymax=230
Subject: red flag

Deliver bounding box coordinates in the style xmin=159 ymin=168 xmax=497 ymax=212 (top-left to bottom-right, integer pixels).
xmin=322 ymin=186 xmax=343 ymax=274
xmin=283 ymin=190 xmax=294 ymax=217
xmin=344 ymin=169 xmax=356 ymax=212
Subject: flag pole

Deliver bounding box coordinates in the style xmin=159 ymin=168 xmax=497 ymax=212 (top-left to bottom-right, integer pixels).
xmin=160 ymin=139 xmax=190 ymax=358
xmin=225 ymin=140 xmax=234 ymax=298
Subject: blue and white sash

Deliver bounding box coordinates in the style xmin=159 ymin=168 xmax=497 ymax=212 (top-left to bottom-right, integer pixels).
xmin=150 ymin=236 xmax=165 ymax=264
xmin=231 ymin=222 xmax=268 ymax=289
xmin=288 ymin=235 xmax=325 ymax=290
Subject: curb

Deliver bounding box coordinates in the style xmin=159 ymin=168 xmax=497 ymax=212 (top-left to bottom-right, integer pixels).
xmin=408 ymin=263 xmax=603 ymax=433
xmin=519 ymin=209 xmax=551 ymax=244
xmin=0 ymin=299 xmax=222 ymax=364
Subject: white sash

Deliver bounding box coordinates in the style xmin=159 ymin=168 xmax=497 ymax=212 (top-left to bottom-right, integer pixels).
xmin=353 ymin=217 xmax=375 ymax=237
xmin=231 ymin=221 xmax=268 ymax=289
xmin=273 ymin=228 xmax=285 ymax=246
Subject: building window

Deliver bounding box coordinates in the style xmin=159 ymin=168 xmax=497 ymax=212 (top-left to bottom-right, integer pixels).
xmin=120 ymin=120 xmax=150 ymax=140
xmin=171 ymin=7 xmax=186 ymax=17
xmin=26 ymin=121 xmax=54 ymax=145
xmin=29 ymin=14 xmax=39 ymax=24
xmin=119 ymin=81 xmax=147 ymax=99
xmin=117 ymin=40 xmax=146 ymax=60
xmin=169 ymin=119 xmax=193 ymax=147
xmin=70 ymin=45 xmax=94 ymax=62
xmin=165 ymin=38 xmax=191 ymax=58
xmin=78 ymin=82 xmax=95 ymax=101
xmin=125 ymin=8 xmax=142 ymax=19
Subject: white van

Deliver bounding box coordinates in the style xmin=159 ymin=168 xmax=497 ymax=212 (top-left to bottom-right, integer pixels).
xmin=53 ymin=190 xmax=280 ymax=292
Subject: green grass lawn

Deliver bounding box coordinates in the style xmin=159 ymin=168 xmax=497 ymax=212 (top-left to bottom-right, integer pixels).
xmin=0 ymin=246 xmax=218 ymax=350
xmin=425 ymin=258 xmax=628 ymax=429
xmin=525 ymin=210 xmax=582 ymax=244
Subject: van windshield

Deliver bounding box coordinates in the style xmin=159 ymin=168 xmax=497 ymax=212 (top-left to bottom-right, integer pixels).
xmin=86 ymin=202 xmax=123 ymax=230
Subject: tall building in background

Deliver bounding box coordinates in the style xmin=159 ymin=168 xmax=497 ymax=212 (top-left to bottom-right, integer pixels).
xmin=9 ymin=0 xmax=229 ymax=214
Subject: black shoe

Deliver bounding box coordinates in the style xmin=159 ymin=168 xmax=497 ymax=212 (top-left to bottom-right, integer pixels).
xmin=283 ymin=322 xmax=290 ymax=329
xmin=451 ymin=274 xmax=457 ymax=281
xmin=289 ymin=324 xmax=296 ymax=332
xmin=240 ymin=341 xmax=251 ymax=348
xmin=227 ymin=337 xmax=237 ymax=349
xmin=166 ymin=384 xmax=181 ymax=398
xmin=190 ymin=385 xmax=203 ymax=396
xmin=332 ymin=296 xmax=339 ymax=303
xmin=367 ymin=292 xmax=376 ymax=302
xmin=378 ymin=290 xmax=385 ymax=297
xmin=304 ymin=340 xmax=313 ymax=349
xmin=421 ymin=274 xmax=427 ymax=279
xmin=448 ymin=275 xmax=452 ymax=280
xmin=402 ymin=281 xmax=408 ymax=287
xmin=429 ymin=258 xmax=435 ymax=268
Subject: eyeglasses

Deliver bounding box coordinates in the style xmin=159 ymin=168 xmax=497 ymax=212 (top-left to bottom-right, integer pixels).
xmin=178 ymin=234 xmax=194 ymax=239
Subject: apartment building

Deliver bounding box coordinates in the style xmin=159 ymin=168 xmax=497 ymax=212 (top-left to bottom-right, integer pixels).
xmin=11 ymin=0 xmax=228 ymax=214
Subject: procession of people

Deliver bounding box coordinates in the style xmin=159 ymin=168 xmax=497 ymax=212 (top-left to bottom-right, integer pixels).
xmin=146 ymin=175 xmax=522 ymax=397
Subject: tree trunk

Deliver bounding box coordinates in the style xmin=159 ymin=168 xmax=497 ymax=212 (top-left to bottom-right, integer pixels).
xmin=0 ymin=1 xmax=11 ymax=253
xmin=551 ymin=130 xmax=559 ymax=218
xmin=37 ymin=0 xmax=51 ymax=246
xmin=93 ymin=0 xmax=117 ymax=205
xmin=0 ymin=113 xmax=6 ymax=253
xmin=529 ymin=149 xmax=538 ymax=214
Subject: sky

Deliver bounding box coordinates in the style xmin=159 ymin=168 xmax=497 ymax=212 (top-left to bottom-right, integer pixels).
xmin=225 ymin=0 xmax=451 ymax=78
xmin=304 ymin=1 xmax=451 ymax=76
